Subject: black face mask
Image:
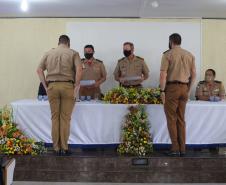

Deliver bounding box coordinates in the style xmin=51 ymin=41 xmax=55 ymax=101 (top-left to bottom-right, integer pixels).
xmin=84 ymin=53 xmax=93 ymax=59
xmin=123 ymin=50 xmax=132 ymax=57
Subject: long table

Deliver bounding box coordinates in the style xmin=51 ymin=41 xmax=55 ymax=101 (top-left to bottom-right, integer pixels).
xmin=11 ymin=99 xmax=226 ymax=146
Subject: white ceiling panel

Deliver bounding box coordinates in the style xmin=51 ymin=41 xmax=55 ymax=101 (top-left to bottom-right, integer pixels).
xmin=0 ymin=0 xmax=226 ymax=18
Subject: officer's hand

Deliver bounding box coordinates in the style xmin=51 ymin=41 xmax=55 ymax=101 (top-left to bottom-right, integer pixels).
xmin=161 ymin=92 xmax=165 ymax=104
xmin=73 ymin=85 xmax=80 ymax=99
xmin=141 ymin=76 xmax=145 ymax=82
xmin=94 ymin=81 xmax=101 ymax=88
xmin=119 ymin=78 xmax=126 ymax=84
xmin=187 ymin=89 xmax=191 ymax=98
xmin=44 ymin=87 xmax=48 ymax=93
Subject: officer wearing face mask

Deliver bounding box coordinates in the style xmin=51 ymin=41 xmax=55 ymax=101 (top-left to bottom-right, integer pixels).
xmin=196 ymin=69 xmax=225 ymax=101
xmin=114 ymin=42 xmax=149 ymax=88
xmin=79 ymin=45 xmax=107 ymax=99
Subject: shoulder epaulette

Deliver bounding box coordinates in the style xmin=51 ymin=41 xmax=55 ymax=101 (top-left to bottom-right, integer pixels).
xmin=136 ymin=56 xmax=144 ymax=60
xmin=118 ymin=57 xmax=125 ymax=62
xmin=163 ymin=49 xmax=170 ymax=54
xmin=214 ymin=80 xmax=222 ymax=84
xmin=96 ymin=59 xmax=103 ymax=63
xmin=199 ymin=81 xmax=205 ymax=84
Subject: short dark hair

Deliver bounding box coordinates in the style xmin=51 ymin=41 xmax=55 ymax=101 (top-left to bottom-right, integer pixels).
xmin=206 ymin=69 xmax=216 ymax=77
xmin=59 ymin=35 xmax=70 ymax=45
xmin=84 ymin=45 xmax=94 ymax=51
xmin=123 ymin=42 xmax=134 ymax=49
xmin=169 ymin=33 xmax=182 ymax=45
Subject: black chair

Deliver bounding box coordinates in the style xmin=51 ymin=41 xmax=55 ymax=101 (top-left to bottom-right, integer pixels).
xmin=38 ymin=83 xmax=47 ymax=96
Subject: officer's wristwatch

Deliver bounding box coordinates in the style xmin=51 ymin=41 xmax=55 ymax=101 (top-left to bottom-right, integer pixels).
xmin=160 ymin=89 xmax=165 ymax=93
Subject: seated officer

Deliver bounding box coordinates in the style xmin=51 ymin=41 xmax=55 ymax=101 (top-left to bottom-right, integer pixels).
xmin=114 ymin=42 xmax=149 ymax=88
xmin=196 ymin=69 xmax=225 ymax=101
xmin=79 ymin=45 xmax=107 ymax=99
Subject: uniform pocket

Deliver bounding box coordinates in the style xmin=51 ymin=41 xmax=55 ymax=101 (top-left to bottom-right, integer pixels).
xmin=63 ymin=83 xmax=74 ymax=89
xmin=135 ymin=64 xmax=142 ymax=69
xmin=47 ymin=84 xmax=54 ymax=91
xmin=62 ymin=84 xmax=74 ymax=99
xmin=94 ymin=66 xmax=100 ymax=73
xmin=135 ymin=64 xmax=142 ymax=75
xmin=203 ymin=90 xmax=209 ymax=96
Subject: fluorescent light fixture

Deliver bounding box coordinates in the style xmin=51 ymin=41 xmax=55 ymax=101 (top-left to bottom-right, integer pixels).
xmin=151 ymin=1 xmax=159 ymax=8
xmin=21 ymin=0 xmax=28 ymax=12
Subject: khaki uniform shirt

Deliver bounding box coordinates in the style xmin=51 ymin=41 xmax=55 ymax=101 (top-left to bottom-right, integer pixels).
xmin=79 ymin=58 xmax=107 ymax=98
xmin=38 ymin=45 xmax=81 ymax=82
xmin=160 ymin=46 xmax=195 ymax=83
xmin=114 ymin=56 xmax=149 ymax=85
xmin=195 ymin=81 xmax=225 ymax=98
xmin=81 ymin=58 xmax=106 ymax=81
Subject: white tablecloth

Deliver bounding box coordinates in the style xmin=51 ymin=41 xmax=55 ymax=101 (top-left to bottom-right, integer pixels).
xmin=11 ymin=99 xmax=226 ymax=145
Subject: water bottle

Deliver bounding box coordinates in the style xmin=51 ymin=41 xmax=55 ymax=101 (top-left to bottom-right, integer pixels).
xmin=37 ymin=95 xmax=43 ymax=101
xmin=209 ymin=96 xmax=215 ymax=102
xmin=214 ymin=96 xmax=221 ymax=102
xmin=80 ymin=96 xmax=86 ymax=101
xmin=43 ymin=95 xmax=48 ymax=101
xmin=86 ymin=96 xmax=91 ymax=101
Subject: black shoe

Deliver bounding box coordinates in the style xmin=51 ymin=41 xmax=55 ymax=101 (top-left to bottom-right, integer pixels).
xmin=180 ymin=152 xmax=186 ymax=157
xmin=53 ymin=150 xmax=61 ymax=156
xmin=61 ymin=149 xmax=72 ymax=156
xmin=165 ymin=151 xmax=180 ymax=157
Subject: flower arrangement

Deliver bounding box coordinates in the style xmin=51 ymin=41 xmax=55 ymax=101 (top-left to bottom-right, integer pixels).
xmin=117 ymin=105 xmax=153 ymax=156
xmin=103 ymin=87 xmax=162 ymax=104
xmin=0 ymin=106 xmax=46 ymax=155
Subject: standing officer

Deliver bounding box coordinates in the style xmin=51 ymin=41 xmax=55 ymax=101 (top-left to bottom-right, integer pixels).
xmin=196 ymin=69 xmax=225 ymax=101
xmin=79 ymin=45 xmax=107 ymax=99
xmin=159 ymin=33 xmax=196 ymax=157
xmin=114 ymin=42 xmax=149 ymax=88
xmin=37 ymin=35 xmax=82 ymax=156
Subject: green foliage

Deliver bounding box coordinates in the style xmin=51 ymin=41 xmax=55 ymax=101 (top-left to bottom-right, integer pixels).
xmin=0 ymin=106 xmax=47 ymax=155
xmin=117 ymin=105 xmax=153 ymax=156
xmin=103 ymin=87 xmax=162 ymax=104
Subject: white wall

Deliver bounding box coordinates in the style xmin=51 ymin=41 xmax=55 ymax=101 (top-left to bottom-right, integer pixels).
xmin=67 ymin=20 xmax=201 ymax=98
xmin=0 ymin=18 xmax=207 ymax=106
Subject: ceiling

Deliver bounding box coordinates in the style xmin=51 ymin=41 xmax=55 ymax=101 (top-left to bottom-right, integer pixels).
xmin=1 ymin=0 xmax=226 ymax=18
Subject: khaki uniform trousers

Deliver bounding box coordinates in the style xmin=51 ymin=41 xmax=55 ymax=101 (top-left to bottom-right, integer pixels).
xmin=47 ymin=82 xmax=75 ymax=151
xmin=164 ymin=83 xmax=189 ymax=152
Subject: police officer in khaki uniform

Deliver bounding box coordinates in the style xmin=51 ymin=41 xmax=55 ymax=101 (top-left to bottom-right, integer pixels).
xmin=79 ymin=45 xmax=107 ymax=99
xmin=37 ymin=35 xmax=82 ymax=156
xmin=159 ymin=33 xmax=196 ymax=157
xmin=196 ymin=69 xmax=225 ymax=101
xmin=114 ymin=42 xmax=149 ymax=88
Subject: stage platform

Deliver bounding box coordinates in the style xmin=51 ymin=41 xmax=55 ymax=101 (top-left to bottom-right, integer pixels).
xmin=2 ymin=147 xmax=226 ymax=183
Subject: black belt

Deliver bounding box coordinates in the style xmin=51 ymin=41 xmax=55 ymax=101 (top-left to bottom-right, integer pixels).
xmin=48 ymin=80 xmax=74 ymax=84
xmin=167 ymin=81 xmax=188 ymax=85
